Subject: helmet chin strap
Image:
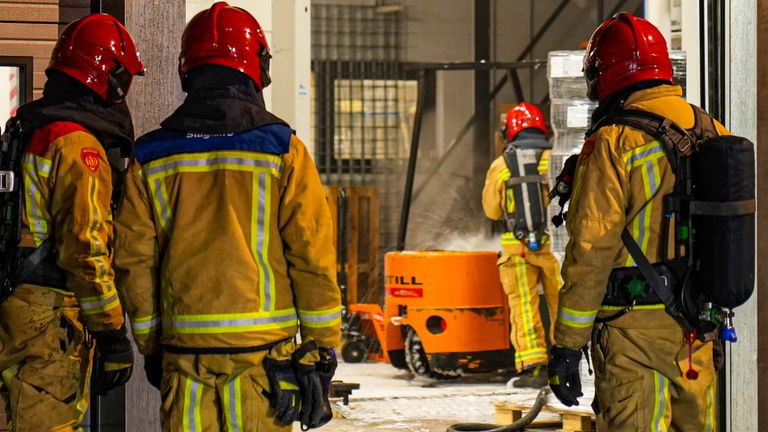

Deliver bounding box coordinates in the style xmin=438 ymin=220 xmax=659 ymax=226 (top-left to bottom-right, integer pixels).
xmin=258 ymin=54 xmax=272 ymax=90
xmin=107 ymin=63 xmax=133 ymax=103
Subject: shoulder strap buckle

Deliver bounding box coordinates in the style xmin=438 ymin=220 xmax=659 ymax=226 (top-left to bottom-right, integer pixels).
xmin=0 ymin=170 xmax=14 ymax=193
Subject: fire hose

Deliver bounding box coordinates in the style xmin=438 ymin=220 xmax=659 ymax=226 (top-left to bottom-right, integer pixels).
xmin=445 ymin=388 xmax=549 ymax=432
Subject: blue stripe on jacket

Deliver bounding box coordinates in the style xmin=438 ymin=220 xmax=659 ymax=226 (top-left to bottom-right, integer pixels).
xmin=135 ymin=123 xmax=292 ymax=164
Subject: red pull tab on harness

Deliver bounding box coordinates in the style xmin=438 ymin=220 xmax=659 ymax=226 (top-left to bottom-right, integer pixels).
xmin=685 ymin=330 xmax=699 ymax=380
xmin=519 ymin=244 xmax=526 ymax=258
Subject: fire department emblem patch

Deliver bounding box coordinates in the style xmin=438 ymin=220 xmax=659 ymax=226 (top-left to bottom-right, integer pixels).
xmin=80 ymin=148 xmax=100 ymax=172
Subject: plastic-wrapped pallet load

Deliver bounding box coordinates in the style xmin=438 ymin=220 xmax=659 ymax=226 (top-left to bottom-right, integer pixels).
xmin=546 ymin=50 xmax=597 ymax=256
xmin=670 ymin=50 xmax=687 ymax=95
xmin=546 ymin=50 xmax=688 ymax=257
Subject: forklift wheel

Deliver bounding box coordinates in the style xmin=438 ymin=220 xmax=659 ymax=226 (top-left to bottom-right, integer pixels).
xmin=404 ymin=328 xmax=453 ymax=380
xmin=341 ymin=340 xmax=369 ymax=363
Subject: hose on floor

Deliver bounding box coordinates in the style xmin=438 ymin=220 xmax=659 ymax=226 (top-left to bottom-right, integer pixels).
xmin=445 ymin=388 xmax=549 ymax=432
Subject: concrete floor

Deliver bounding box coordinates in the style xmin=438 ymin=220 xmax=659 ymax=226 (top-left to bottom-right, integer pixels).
xmin=306 ymin=361 xmax=595 ymax=432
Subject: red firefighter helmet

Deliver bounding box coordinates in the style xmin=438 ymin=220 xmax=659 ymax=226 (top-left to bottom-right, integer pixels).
xmin=48 ymin=14 xmax=144 ymax=103
xmin=180 ymin=2 xmax=271 ymax=90
xmin=503 ymin=102 xmax=547 ymax=143
xmin=584 ymin=12 xmax=673 ymax=102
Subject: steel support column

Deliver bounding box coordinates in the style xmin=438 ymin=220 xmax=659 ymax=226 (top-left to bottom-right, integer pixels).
xmin=473 ymin=0 xmax=492 ymax=195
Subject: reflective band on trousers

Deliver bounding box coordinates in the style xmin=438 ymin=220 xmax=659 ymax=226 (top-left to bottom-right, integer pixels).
xmin=704 ymin=382 xmax=716 ymax=432
xmin=298 ymin=306 xmax=343 ymax=328
xmin=223 ymin=375 xmax=243 ymax=432
xmin=164 ymin=309 xmax=298 ymax=334
xmin=515 ymin=348 xmax=547 ymax=362
xmin=557 ymin=306 xmax=598 ymax=329
xmin=183 ymin=376 xmax=203 ymax=432
xmin=516 ymin=258 xmax=538 ymax=351
xmin=652 ymin=370 xmax=670 ymax=432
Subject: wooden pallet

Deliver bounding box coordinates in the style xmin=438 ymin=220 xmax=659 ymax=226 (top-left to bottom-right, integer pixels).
xmin=325 ymin=186 xmax=381 ymax=305
xmin=494 ymin=401 xmax=595 ymax=432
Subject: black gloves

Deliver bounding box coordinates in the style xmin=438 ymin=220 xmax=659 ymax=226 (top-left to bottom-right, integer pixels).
xmin=264 ymin=347 xmax=302 ymax=425
xmin=292 ymin=340 xmax=336 ymax=430
xmin=144 ymin=352 xmax=163 ymax=390
xmin=548 ymin=346 xmax=584 ymax=407
xmin=317 ymin=347 xmax=338 ymax=402
xmin=263 ymin=339 xmax=338 ymax=429
xmin=91 ymin=326 xmax=134 ymax=396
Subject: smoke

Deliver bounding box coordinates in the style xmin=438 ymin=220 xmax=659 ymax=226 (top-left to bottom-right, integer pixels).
xmin=435 ymin=231 xmax=501 ymax=252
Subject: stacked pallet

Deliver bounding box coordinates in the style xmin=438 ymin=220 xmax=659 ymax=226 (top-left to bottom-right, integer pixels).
xmin=495 ymin=401 xmax=595 ymax=432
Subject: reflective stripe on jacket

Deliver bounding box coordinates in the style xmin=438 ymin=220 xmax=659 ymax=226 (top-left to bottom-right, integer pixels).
xmin=18 ymin=121 xmax=123 ymax=331
xmin=114 ymin=124 xmax=341 ymax=354
xmin=554 ymin=85 xmax=730 ymax=349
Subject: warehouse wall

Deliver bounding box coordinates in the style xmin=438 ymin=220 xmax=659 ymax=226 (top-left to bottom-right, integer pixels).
xmin=400 ymin=0 xmax=642 ymax=249
xmin=0 ymin=0 xmax=90 ymax=99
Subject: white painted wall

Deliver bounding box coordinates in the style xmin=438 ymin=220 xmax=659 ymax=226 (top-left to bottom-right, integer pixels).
xmin=727 ymin=1 xmax=758 ymax=431
xmin=644 ymin=0 xmax=701 ymax=105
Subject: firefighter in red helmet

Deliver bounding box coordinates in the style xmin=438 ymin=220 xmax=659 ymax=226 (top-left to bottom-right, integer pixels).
xmin=0 ymin=14 xmax=143 ymax=431
xmin=482 ymin=102 xmax=561 ymax=388
xmin=114 ymin=3 xmax=340 ymax=430
xmin=548 ymin=13 xmax=727 ymax=430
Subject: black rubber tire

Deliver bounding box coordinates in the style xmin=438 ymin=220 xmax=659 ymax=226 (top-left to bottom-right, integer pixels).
xmin=341 ymin=339 xmax=368 ymax=363
xmin=404 ymin=328 xmax=452 ymax=380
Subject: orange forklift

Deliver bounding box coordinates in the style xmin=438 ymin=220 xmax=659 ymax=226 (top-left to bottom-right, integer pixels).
xmin=341 ymin=250 xmax=515 ymax=378
xmin=338 ymin=63 xmax=551 ymax=378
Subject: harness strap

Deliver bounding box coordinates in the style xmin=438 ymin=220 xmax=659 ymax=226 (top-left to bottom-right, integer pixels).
xmin=690 ymin=199 xmax=755 ymax=216
xmin=12 ymin=237 xmax=55 ymax=287
xmin=620 ymin=229 xmax=691 ymax=330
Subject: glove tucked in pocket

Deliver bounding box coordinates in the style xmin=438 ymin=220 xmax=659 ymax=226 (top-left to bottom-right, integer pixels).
xmin=263 ymin=341 xmax=302 ymax=425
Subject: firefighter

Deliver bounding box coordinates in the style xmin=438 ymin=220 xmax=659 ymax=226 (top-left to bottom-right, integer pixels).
xmin=548 ymin=13 xmax=727 ymax=430
xmin=0 ymin=14 xmax=143 ymax=431
xmin=482 ymin=102 xmax=561 ymax=389
xmin=113 ymin=3 xmax=341 ymax=431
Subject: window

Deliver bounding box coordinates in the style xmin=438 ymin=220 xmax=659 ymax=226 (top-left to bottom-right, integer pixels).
xmin=0 ymin=57 xmax=32 ymax=123
xmin=333 ymin=78 xmax=417 ymax=160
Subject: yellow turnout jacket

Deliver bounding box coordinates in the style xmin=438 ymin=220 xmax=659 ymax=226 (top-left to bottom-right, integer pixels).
xmin=114 ymin=124 xmax=341 ymax=354
xmin=554 ymin=85 xmax=729 ymax=350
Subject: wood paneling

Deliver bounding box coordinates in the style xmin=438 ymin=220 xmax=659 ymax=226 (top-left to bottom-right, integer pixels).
xmin=0 ymin=3 xmax=59 ymax=22
xmin=0 ymin=0 xmax=58 ymax=4
xmin=0 ymin=40 xmax=56 ymax=58
xmin=0 ymin=1 xmax=88 ymax=98
xmin=0 ymin=23 xmax=60 ymax=40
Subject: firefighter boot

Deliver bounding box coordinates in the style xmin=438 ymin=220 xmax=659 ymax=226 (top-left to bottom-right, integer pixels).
xmin=511 ymin=365 xmax=548 ymax=389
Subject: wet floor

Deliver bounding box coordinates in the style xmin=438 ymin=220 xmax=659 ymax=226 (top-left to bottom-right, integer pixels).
xmin=301 ymin=361 xmax=593 ymax=431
